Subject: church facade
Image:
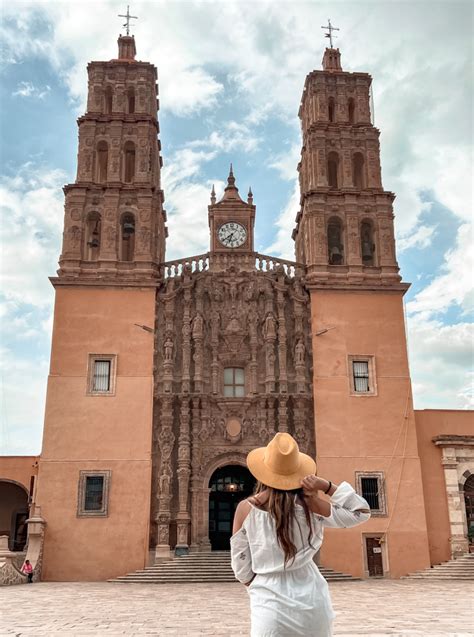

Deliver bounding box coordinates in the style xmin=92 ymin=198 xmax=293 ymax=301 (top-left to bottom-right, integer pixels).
xmin=1 ymin=33 xmax=473 ymax=584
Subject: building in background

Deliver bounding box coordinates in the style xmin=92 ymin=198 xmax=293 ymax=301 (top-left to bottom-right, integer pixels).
xmin=1 ymin=30 xmax=472 ymax=584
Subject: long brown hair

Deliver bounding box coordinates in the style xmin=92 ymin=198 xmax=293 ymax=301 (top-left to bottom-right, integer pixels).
xmin=253 ymin=481 xmax=315 ymax=566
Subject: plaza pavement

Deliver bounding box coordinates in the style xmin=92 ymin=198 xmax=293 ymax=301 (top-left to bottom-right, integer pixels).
xmin=0 ymin=579 xmax=473 ymax=636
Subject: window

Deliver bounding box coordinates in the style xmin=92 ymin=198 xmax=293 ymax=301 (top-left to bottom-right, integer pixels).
xmin=77 ymin=470 xmax=111 ymax=517
xmin=348 ymin=97 xmax=355 ymax=124
xmin=224 ymin=367 xmax=245 ymax=397
xmin=127 ymin=87 xmax=135 ymax=114
xmin=85 ymin=212 xmax=101 ymax=261
xmin=327 ymin=217 xmax=344 ymax=265
xmin=327 ymin=152 xmax=339 ymax=189
xmin=328 ymin=97 xmax=335 ymax=122
xmin=104 ymin=86 xmax=113 ymax=114
xmin=352 ymin=152 xmax=365 ymax=190
xmin=123 ymin=141 xmax=136 ymax=182
xmin=353 ymin=360 xmax=369 ymax=392
xmin=361 ymin=220 xmax=375 ymax=266
xmin=348 ymin=355 xmax=377 ymax=396
xmin=87 ymin=354 xmax=117 ymax=395
xmin=355 ymin=471 xmax=387 ymax=516
xmin=120 ymin=214 xmax=135 ymax=261
xmin=96 ymin=141 xmax=108 ymax=183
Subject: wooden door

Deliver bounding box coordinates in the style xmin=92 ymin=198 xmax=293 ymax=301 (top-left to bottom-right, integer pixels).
xmin=366 ymin=537 xmax=384 ymax=576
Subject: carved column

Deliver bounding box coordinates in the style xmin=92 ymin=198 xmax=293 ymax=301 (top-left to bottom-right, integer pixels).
xmin=276 ymin=286 xmax=288 ymax=393
xmin=210 ymin=310 xmax=220 ymax=395
xmin=176 ymin=397 xmax=191 ymax=555
xmin=264 ymin=311 xmax=277 ymax=393
xmin=248 ymin=309 xmax=258 ymax=394
xmin=294 ymin=338 xmax=306 ymax=394
xmin=155 ymin=396 xmax=175 ymax=560
xmin=181 ymin=285 xmax=192 ymax=393
xmin=192 ymin=312 xmax=204 ymax=393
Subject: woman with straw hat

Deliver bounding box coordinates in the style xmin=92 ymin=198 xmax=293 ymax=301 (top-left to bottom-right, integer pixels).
xmin=231 ymin=432 xmax=371 ymax=637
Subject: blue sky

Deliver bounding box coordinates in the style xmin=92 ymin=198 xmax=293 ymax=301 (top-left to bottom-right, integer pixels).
xmin=0 ymin=0 xmax=472 ymax=455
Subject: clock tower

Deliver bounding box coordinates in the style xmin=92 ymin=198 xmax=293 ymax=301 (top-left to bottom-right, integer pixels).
xmin=208 ymin=166 xmax=255 ymax=257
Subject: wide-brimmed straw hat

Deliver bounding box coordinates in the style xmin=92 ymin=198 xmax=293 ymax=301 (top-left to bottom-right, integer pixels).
xmin=246 ymin=432 xmax=317 ymax=491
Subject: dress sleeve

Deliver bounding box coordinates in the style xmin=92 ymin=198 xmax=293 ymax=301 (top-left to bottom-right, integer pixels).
xmin=230 ymin=526 xmax=254 ymax=584
xmin=320 ymin=481 xmax=371 ymax=528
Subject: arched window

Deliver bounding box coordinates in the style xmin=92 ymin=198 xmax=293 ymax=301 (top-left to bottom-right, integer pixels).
xmin=361 ymin=220 xmax=375 ymax=266
xmin=127 ymin=87 xmax=135 ymax=114
xmin=352 ymin=152 xmax=365 ymax=190
xmin=120 ymin=213 xmax=135 ymax=261
xmin=327 ymin=152 xmax=339 ymax=189
xmin=327 ymin=217 xmax=344 ymax=265
xmin=104 ymin=86 xmax=113 ymax=114
xmin=328 ymin=97 xmax=335 ymax=123
xmin=85 ymin=212 xmax=101 ymax=261
xmin=123 ymin=141 xmax=136 ymax=183
xmin=96 ymin=141 xmax=108 ymax=183
xmin=224 ymin=367 xmax=245 ymax=397
xmin=348 ymin=98 xmax=355 ymax=124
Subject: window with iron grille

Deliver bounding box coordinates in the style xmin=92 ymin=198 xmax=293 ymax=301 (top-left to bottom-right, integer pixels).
xmin=87 ymin=354 xmax=117 ymax=395
xmin=348 ymin=355 xmax=377 ymax=396
xmin=84 ymin=476 xmax=104 ymax=511
xmin=361 ymin=477 xmax=379 ymax=510
xmin=355 ymin=471 xmax=386 ymax=516
xmin=223 ymin=368 xmax=245 ymax=397
xmin=92 ymin=360 xmax=111 ymax=392
xmin=353 ymin=360 xmax=370 ymax=392
xmin=77 ymin=470 xmax=111 ymax=517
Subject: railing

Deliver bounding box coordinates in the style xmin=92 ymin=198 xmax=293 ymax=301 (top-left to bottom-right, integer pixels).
xmin=160 ymin=252 xmax=304 ymax=279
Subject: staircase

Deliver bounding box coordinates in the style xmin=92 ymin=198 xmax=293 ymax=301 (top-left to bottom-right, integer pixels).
xmin=111 ymin=551 xmax=359 ymax=584
xmin=402 ymin=552 xmax=474 ymax=580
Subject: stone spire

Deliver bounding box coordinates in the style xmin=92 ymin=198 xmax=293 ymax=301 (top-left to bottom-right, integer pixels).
xmin=210 ymin=184 xmax=216 ymax=205
xmin=117 ymin=34 xmax=137 ymax=61
xmin=322 ymin=47 xmax=342 ymax=71
xmin=247 ymin=187 xmax=253 ymax=205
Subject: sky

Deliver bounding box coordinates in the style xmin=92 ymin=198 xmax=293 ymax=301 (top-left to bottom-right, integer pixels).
xmin=0 ymin=0 xmax=472 ymax=455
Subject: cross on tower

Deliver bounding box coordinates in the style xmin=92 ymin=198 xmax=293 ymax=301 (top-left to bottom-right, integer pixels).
xmin=321 ymin=19 xmax=339 ymax=48
xmin=118 ymin=5 xmax=138 ymax=36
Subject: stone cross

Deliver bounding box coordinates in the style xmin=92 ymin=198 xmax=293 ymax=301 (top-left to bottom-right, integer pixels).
xmin=321 ymin=19 xmax=339 ymax=48
xmin=118 ymin=5 xmax=138 ymax=36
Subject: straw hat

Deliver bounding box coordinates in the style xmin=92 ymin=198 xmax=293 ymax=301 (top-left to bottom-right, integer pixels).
xmin=246 ymin=432 xmax=317 ymax=491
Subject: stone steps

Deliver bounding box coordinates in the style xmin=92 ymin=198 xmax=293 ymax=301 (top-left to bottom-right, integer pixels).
xmin=111 ymin=551 xmax=359 ymax=583
xmin=402 ymin=552 xmax=474 ymax=580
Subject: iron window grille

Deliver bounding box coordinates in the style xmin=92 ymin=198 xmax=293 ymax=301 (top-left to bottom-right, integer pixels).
xmin=84 ymin=476 xmax=105 ymax=511
xmin=77 ymin=470 xmax=111 ymax=517
xmin=92 ymin=360 xmax=111 ymax=392
xmin=355 ymin=471 xmax=387 ymax=516
xmin=353 ymin=360 xmax=370 ymax=392
xmin=361 ymin=477 xmax=380 ymax=510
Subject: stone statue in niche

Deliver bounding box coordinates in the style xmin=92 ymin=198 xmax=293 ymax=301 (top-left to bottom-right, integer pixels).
xmin=192 ymin=313 xmax=204 ymax=339
xmin=295 ymin=340 xmax=305 ymax=365
xmin=264 ymin=313 xmax=277 ymax=339
xmin=266 ymin=347 xmax=276 ymax=373
xmin=163 ymin=335 xmax=174 ymax=361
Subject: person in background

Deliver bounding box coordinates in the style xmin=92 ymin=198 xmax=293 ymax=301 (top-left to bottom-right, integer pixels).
xmin=21 ymin=559 xmax=33 ymax=583
xmin=231 ymin=432 xmax=371 ymax=637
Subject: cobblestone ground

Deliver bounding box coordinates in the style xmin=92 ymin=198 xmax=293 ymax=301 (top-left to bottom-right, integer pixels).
xmin=0 ymin=580 xmax=473 ymax=636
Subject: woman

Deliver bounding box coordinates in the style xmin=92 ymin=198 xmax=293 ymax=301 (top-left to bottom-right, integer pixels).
xmin=231 ymin=432 xmax=371 ymax=637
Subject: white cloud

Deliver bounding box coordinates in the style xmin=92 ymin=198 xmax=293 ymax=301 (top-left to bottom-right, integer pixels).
xmin=12 ymin=80 xmax=51 ymax=99
xmin=262 ymin=180 xmax=299 ymax=261
xmin=398 ymin=223 xmax=437 ymax=253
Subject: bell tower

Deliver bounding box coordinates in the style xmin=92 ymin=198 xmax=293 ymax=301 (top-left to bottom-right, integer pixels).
xmin=57 ymin=34 xmax=166 ymax=281
xmin=295 ymin=43 xmax=431 ymax=578
xmin=36 ymin=32 xmax=164 ymax=581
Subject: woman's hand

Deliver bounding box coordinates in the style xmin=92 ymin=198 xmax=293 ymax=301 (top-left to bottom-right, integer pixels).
xmin=301 ymin=475 xmax=331 ymax=495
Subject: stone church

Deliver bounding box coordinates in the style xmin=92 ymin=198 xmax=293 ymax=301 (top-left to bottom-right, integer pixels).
xmin=1 ymin=31 xmax=473 ymax=584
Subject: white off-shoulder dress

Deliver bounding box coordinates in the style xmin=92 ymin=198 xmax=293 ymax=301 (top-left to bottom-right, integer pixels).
xmin=230 ymin=481 xmax=370 ymax=637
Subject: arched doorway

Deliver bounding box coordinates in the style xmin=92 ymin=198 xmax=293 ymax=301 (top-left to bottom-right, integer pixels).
xmin=0 ymin=480 xmax=29 ymax=551
xmin=464 ymin=475 xmax=474 ymax=549
xmin=209 ymin=465 xmax=255 ymax=550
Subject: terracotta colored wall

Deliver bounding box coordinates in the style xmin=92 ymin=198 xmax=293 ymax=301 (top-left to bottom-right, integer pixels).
xmin=310 ymin=289 xmax=431 ymax=578
xmin=36 ymin=286 xmax=156 ymax=581
xmin=0 ymin=457 xmax=38 ymax=493
xmin=415 ymin=409 xmax=473 ymax=565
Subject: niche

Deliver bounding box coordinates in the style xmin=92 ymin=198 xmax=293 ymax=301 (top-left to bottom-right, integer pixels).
xmin=127 ymin=87 xmax=135 ymax=114
xmin=85 ymin=212 xmax=101 ymax=261
xmin=123 ymin=142 xmax=136 ymax=183
xmin=96 ymin=141 xmax=108 ymax=183
xmin=104 ymin=86 xmax=113 ymax=114
xmin=328 ymin=97 xmax=335 ymax=123
xmin=361 ymin=221 xmax=375 ymax=266
xmin=352 ymin=153 xmax=365 ymax=190
xmin=327 ymin=152 xmax=339 ymax=189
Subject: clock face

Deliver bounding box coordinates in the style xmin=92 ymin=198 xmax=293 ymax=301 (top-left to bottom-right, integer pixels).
xmin=218 ymin=222 xmax=247 ymax=248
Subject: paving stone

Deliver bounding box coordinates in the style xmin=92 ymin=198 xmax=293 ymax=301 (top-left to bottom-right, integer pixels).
xmin=0 ymin=580 xmax=472 ymax=635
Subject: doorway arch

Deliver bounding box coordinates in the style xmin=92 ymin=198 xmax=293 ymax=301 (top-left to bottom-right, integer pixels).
xmin=208 ymin=465 xmax=255 ymax=550
xmin=0 ymin=480 xmax=29 ymax=551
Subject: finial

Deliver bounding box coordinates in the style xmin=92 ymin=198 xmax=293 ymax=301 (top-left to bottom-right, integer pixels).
xmin=118 ymin=5 xmax=138 ymax=36
xmin=210 ymin=184 xmax=216 ymax=205
xmin=321 ymin=19 xmax=339 ymax=48
xmin=227 ymin=163 xmax=235 ymax=186
xmin=247 ymin=187 xmax=253 ymax=204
